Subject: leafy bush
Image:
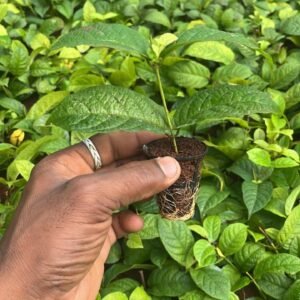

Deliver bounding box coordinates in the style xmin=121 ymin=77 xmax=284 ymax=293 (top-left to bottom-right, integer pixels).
xmin=1 ymin=1 xmax=300 ymax=299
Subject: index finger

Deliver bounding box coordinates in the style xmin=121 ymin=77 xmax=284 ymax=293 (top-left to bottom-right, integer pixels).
xmin=53 ymin=131 xmax=165 ymax=172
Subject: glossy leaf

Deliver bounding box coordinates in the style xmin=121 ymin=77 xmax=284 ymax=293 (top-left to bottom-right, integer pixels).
xmin=158 ymin=218 xmax=194 ymax=266
xmin=190 ymin=266 xmax=231 ymax=300
xmin=50 ymin=85 xmax=168 ymax=134
xmin=254 ymin=254 xmax=300 ymax=279
xmin=193 ymin=240 xmax=216 ymax=267
xmin=52 ymin=23 xmax=150 ymax=56
xmin=242 ymin=181 xmax=273 ymax=217
xmin=219 ymin=223 xmax=248 ymax=256
xmin=174 ymin=85 xmax=278 ymax=129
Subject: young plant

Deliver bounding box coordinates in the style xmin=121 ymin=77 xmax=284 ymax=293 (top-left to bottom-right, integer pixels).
xmin=49 ymin=23 xmax=278 ymax=220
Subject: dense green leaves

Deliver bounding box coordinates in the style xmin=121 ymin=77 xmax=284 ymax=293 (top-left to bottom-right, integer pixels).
xmin=174 ymin=85 xmax=279 ymax=129
xmin=52 ymin=23 xmax=150 ymax=56
xmin=50 ymin=85 xmax=168 ymax=134
xmin=281 ymin=14 xmax=300 ymax=36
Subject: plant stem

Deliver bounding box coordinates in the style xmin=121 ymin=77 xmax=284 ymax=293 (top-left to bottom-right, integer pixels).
xmin=154 ymin=65 xmax=178 ymax=153
xmin=246 ymin=272 xmax=267 ymax=300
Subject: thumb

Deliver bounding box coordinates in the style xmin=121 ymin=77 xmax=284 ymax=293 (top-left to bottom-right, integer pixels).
xmin=83 ymin=157 xmax=181 ymax=210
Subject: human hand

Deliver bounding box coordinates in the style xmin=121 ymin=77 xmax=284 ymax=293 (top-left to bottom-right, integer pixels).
xmin=0 ymin=131 xmax=180 ymax=300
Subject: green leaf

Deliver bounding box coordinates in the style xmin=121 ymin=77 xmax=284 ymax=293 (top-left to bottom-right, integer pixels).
xmin=101 ymin=278 xmax=139 ymax=298
xmin=203 ymin=215 xmax=221 ymax=243
xmin=0 ymin=97 xmax=26 ymax=116
xmin=102 ymin=292 xmax=128 ymax=300
xmin=174 ymin=85 xmax=279 ymax=129
xmin=219 ymin=223 xmax=248 ymax=256
xmin=139 ymin=214 xmax=159 ymax=240
xmin=254 ymin=254 xmax=300 ymax=279
xmin=270 ymin=63 xmax=299 ymax=90
xmin=213 ymin=63 xmax=252 ymax=84
xmin=52 ymin=23 xmax=150 ymax=56
xmin=168 ymin=60 xmax=210 ymax=89
xmin=8 ymin=40 xmax=30 ymax=76
xmin=234 ymin=243 xmax=266 ymax=272
xmin=106 ymin=242 xmax=121 ymax=264
xmin=285 ymin=83 xmax=300 ymax=109
xmin=15 ymin=160 xmax=34 ymax=181
xmin=179 ymin=290 xmax=215 ymax=300
xmin=144 ymin=9 xmax=171 ymax=28
xmin=126 ymin=233 xmax=143 ymax=249
xmin=49 ymin=85 xmax=168 ymax=134
xmin=228 ymin=155 xmax=273 ymax=181
xmin=197 ymin=184 xmax=230 ymax=217
xmin=247 ymin=148 xmax=272 ymax=167
xmin=172 ymin=26 xmax=257 ymax=52
xmin=129 ymin=286 xmax=151 ymax=300
xmin=27 ymin=91 xmax=68 ymax=120
xmin=278 ymin=205 xmax=300 ymax=249
xmin=184 ymin=41 xmax=235 ymax=65
xmin=190 ymin=266 xmax=231 ymax=300
xmin=148 ymin=262 xmax=196 ymax=297
xmin=258 ymin=272 xmax=293 ymax=300
xmin=281 ymin=14 xmax=300 ymax=36
xmin=69 ymin=74 xmax=104 ymax=92
xmin=158 ymin=218 xmax=194 ymax=267
xmin=283 ymin=280 xmax=300 ymax=300
xmin=242 ymin=181 xmax=273 ymax=217
xmin=193 ymin=239 xmax=216 ymax=267
xmin=272 ymin=157 xmax=299 ymax=168
xmin=285 ymin=186 xmax=300 ymax=215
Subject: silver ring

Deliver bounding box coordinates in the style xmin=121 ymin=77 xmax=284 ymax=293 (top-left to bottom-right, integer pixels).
xmin=82 ymin=138 xmax=102 ymax=170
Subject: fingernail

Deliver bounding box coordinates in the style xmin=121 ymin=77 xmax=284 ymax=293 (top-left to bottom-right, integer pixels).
xmin=157 ymin=157 xmax=179 ymax=178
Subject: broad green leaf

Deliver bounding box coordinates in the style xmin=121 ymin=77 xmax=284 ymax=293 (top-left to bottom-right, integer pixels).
xmin=270 ymin=63 xmax=299 ymax=90
xmin=101 ymin=278 xmax=139 ymax=298
xmin=283 ymin=280 xmax=300 ymax=300
xmin=52 ymin=23 xmax=150 ymax=56
xmin=152 ymin=33 xmax=177 ymax=58
xmin=203 ymin=215 xmax=221 ymax=243
xmin=59 ymin=47 xmax=81 ymax=59
xmin=228 ymin=155 xmax=273 ymax=182
xmin=158 ymin=218 xmax=194 ymax=266
xmin=168 ymin=60 xmax=210 ymax=89
xmin=193 ymin=240 xmax=216 ymax=267
xmin=15 ymin=160 xmax=34 ymax=181
xmin=144 ymin=9 xmax=171 ymax=28
xmin=258 ymin=272 xmax=293 ymax=300
xmin=190 ymin=266 xmax=231 ymax=300
xmin=169 ymin=26 xmax=257 ymax=53
xmin=254 ymin=254 xmax=300 ymax=279
xmin=281 ymin=14 xmax=300 ymax=36
xmin=213 ymin=63 xmax=252 ymax=84
xmin=184 ymin=41 xmax=235 ymax=65
xmin=102 ymin=292 xmax=128 ymax=300
xmin=219 ymin=223 xmax=248 ymax=256
xmin=247 ymin=148 xmax=272 ymax=167
xmin=27 ymin=91 xmax=68 ymax=119
xmin=234 ymin=243 xmax=266 ymax=272
xmin=242 ymin=181 xmax=273 ymax=217
xmin=272 ymin=157 xmax=299 ymax=168
xmin=30 ymin=33 xmax=50 ymax=50
xmin=139 ymin=214 xmax=159 ymax=240
xmin=265 ymin=187 xmax=288 ymax=218
xmin=174 ymin=85 xmax=279 ymax=129
xmin=179 ymin=290 xmax=215 ymax=300
xmin=188 ymin=225 xmax=208 ymax=239
xmin=285 ymin=83 xmax=300 ymax=108
xmin=0 ymin=97 xmax=26 ymax=116
xmin=148 ymin=263 xmax=196 ymax=297
xmin=285 ymin=185 xmax=300 ymax=215
xmin=8 ymin=40 xmax=30 ymax=76
xmin=126 ymin=233 xmax=143 ymax=249
xmin=49 ymin=85 xmax=168 ymax=134
xmin=278 ymin=205 xmax=300 ymax=249
xmin=129 ymin=286 xmax=151 ymax=300
xmin=69 ymin=74 xmax=104 ymax=92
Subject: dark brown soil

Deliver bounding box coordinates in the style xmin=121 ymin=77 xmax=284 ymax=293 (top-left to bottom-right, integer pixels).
xmin=143 ymin=137 xmax=207 ymax=220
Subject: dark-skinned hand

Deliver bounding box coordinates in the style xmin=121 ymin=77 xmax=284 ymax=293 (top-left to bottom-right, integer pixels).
xmin=0 ymin=131 xmax=180 ymax=300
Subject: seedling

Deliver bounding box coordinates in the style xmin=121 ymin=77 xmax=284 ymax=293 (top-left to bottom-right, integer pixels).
xmin=50 ymin=23 xmax=277 ymax=220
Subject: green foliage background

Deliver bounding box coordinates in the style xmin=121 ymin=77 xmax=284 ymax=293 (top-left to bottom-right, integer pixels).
xmin=1 ymin=0 xmax=300 ymax=299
